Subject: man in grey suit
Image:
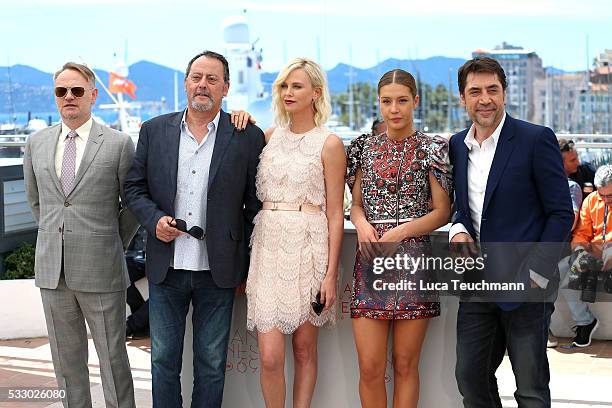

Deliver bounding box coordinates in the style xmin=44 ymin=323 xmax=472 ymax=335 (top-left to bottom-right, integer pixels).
xmin=23 ymin=62 xmax=138 ymax=408
xmin=124 ymin=51 xmax=264 ymax=408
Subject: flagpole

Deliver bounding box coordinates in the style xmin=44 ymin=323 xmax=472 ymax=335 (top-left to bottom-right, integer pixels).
xmin=78 ymin=57 xmax=122 ymax=106
xmin=117 ymin=92 xmax=129 ymax=132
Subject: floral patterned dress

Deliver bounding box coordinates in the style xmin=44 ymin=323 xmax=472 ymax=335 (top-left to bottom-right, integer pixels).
xmin=346 ymin=131 xmax=453 ymax=320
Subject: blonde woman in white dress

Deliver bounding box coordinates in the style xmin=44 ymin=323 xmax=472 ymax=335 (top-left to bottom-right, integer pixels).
xmin=246 ymin=58 xmax=347 ymax=408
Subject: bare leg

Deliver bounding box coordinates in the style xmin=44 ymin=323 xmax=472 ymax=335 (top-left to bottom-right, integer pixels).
xmin=391 ymin=318 xmax=430 ymax=408
xmin=258 ymin=329 xmax=286 ymax=408
xmin=352 ymin=318 xmax=391 ymax=408
xmin=292 ymin=322 xmax=319 ymax=408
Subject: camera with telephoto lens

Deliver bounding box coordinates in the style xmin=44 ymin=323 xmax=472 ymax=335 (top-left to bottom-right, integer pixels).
xmin=581 ymin=266 xmax=601 ymax=303
xmin=568 ymin=249 xmax=603 ymax=303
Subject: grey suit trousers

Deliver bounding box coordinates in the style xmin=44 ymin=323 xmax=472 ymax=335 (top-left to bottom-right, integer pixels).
xmin=40 ymin=275 xmax=135 ymax=408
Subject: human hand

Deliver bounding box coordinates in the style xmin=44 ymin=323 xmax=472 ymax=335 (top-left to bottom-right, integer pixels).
xmin=319 ymin=274 xmax=337 ymax=310
xmin=377 ymin=227 xmax=404 ymax=258
xmin=156 ymin=216 xmax=182 ymax=243
xmin=569 ymin=247 xmax=588 ymax=272
xmin=230 ymin=110 xmax=256 ymax=130
xmin=235 ymin=282 xmax=246 ymax=295
xmin=354 ymin=220 xmax=379 ymax=261
xmin=450 ymin=232 xmax=479 ymax=259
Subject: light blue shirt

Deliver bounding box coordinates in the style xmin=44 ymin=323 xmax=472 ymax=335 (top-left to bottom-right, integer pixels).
xmin=568 ymin=179 xmax=583 ymax=213
xmin=172 ymin=110 xmax=219 ymax=271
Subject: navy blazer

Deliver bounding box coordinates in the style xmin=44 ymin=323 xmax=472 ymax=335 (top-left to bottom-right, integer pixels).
xmin=124 ymin=110 xmax=265 ymax=287
xmin=449 ymin=115 xmax=574 ymax=297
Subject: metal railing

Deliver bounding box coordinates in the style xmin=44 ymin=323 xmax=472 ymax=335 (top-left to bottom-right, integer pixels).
xmin=3 ymin=132 xmax=612 ymax=150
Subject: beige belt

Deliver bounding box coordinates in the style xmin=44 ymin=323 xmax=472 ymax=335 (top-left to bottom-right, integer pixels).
xmin=370 ymin=217 xmax=416 ymax=225
xmin=262 ymin=201 xmax=322 ymax=214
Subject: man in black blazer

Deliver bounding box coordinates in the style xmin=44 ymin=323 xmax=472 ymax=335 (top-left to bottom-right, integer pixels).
xmin=449 ymin=57 xmax=573 ymax=408
xmin=124 ymin=51 xmax=264 ymax=408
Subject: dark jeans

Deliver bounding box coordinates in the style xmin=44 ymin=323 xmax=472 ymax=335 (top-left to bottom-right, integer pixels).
xmin=455 ymin=301 xmax=554 ymax=408
xmin=149 ymin=268 xmax=235 ymax=408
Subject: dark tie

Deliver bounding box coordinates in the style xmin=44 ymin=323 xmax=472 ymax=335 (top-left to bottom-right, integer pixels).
xmin=61 ymin=130 xmax=78 ymax=195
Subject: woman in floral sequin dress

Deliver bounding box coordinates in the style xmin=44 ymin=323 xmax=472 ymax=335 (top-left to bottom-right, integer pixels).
xmin=347 ymin=69 xmax=452 ymax=407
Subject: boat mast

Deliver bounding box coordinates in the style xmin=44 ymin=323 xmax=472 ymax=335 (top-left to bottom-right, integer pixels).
xmin=6 ymin=60 xmax=16 ymax=125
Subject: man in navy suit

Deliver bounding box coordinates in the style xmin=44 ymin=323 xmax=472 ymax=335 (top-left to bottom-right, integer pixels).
xmin=124 ymin=51 xmax=264 ymax=408
xmin=449 ymin=57 xmax=573 ymax=408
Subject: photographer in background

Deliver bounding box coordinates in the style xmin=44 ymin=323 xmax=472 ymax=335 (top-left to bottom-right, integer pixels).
xmin=370 ymin=117 xmax=387 ymax=136
xmin=559 ymin=164 xmax=612 ymax=347
xmin=559 ymin=138 xmax=596 ymax=200
xmin=548 ymin=140 xmax=584 ymax=348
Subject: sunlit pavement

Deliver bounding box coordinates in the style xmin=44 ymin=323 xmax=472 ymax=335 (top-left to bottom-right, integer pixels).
xmin=0 ymin=336 xmax=610 ymax=407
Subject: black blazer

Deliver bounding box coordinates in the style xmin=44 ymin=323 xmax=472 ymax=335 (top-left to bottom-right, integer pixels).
xmin=124 ymin=110 xmax=265 ymax=287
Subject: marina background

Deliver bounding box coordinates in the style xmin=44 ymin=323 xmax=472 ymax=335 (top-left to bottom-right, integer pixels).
xmin=2 ymin=0 xmax=612 ymax=134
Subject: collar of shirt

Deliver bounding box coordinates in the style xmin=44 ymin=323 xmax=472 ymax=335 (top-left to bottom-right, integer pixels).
xmin=594 ymin=191 xmax=609 ymax=207
xmin=60 ymin=117 xmax=93 ymax=143
xmin=181 ymin=109 xmax=220 ymax=144
xmin=463 ymin=111 xmax=506 ymax=151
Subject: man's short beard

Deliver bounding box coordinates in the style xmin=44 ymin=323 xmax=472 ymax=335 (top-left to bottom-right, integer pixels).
xmin=61 ymin=111 xmax=80 ymax=121
xmin=191 ymin=98 xmax=214 ymax=112
xmin=473 ymin=108 xmax=502 ymax=128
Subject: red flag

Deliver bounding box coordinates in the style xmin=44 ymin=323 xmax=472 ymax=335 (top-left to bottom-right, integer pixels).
xmin=109 ymin=72 xmax=137 ymax=99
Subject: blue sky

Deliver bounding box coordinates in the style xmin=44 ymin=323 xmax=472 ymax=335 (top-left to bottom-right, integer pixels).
xmin=2 ymin=0 xmax=611 ymax=74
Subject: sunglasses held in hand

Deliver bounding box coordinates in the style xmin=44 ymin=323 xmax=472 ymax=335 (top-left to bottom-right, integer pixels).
xmin=173 ymin=218 xmax=205 ymax=240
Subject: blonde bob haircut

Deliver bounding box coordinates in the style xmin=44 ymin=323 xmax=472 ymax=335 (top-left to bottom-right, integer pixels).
xmin=272 ymin=58 xmax=331 ymax=127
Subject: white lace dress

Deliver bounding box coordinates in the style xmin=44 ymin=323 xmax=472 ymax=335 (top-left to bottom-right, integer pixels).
xmin=246 ymin=126 xmax=336 ymax=334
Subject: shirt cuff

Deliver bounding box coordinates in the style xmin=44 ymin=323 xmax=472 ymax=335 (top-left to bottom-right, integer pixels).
xmin=529 ymin=269 xmax=549 ymax=289
xmin=449 ymin=223 xmax=470 ymax=243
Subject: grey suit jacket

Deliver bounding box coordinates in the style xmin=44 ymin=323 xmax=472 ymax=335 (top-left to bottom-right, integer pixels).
xmin=23 ymin=120 xmax=139 ymax=292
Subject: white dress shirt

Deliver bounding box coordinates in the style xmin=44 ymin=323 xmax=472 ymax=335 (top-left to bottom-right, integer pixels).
xmin=55 ymin=117 xmax=93 ymax=178
xmin=449 ymin=112 xmax=548 ymax=288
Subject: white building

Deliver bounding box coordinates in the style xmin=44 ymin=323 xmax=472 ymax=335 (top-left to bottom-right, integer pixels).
xmin=473 ymin=42 xmax=544 ymax=122
xmin=534 ymin=72 xmax=584 ymax=133
xmin=533 ymin=50 xmax=612 ymax=134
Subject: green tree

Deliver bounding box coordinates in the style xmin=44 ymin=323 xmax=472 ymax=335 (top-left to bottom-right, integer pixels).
xmin=332 ymin=81 xmax=462 ymax=133
xmin=332 ymin=82 xmax=378 ymax=129
xmin=421 ymin=84 xmax=461 ymax=132
xmin=2 ymin=243 xmax=35 ymax=280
